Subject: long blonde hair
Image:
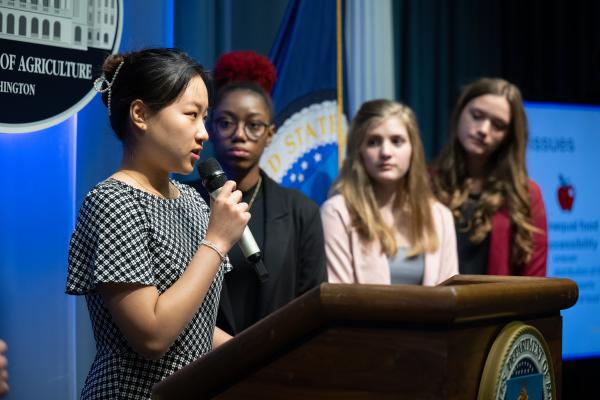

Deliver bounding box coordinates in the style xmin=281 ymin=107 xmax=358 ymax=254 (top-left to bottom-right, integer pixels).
xmin=331 ymin=99 xmax=438 ymax=257
xmin=434 ymin=78 xmax=537 ymax=266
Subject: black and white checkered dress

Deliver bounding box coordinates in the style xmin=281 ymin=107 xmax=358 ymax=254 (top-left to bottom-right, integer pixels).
xmin=66 ymin=178 xmax=230 ymax=400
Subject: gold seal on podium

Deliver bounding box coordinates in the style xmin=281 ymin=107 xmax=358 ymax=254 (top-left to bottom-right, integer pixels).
xmin=478 ymin=322 xmax=556 ymax=400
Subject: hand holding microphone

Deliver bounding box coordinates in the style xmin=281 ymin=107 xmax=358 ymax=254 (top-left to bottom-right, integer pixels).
xmin=199 ymin=158 xmax=269 ymax=282
xmin=203 ymin=179 xmax=250 ymax=256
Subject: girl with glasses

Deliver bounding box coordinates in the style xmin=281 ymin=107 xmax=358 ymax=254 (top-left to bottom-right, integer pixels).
xmin=191 ymin=51 xmax=327 ymax=336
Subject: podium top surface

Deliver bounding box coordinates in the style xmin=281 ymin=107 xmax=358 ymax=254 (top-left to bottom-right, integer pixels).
xmin=318 ymin=275 xmax=578 ymax=324
xmin=152 ymin=276 xmax=577 ymax=399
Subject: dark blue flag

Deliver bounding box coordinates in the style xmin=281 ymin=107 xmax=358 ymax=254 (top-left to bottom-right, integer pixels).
xmin=260 ymin=0 xmax=347 ymax=205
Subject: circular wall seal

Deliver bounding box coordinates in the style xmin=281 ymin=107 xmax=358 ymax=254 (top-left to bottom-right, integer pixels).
xmin=259 ymin=97 xmax=347 ymax=205
xmin=0 ymin=0 xmax=123 ymax=133
xmin=478 ymin=322 xmax=556 ymax=400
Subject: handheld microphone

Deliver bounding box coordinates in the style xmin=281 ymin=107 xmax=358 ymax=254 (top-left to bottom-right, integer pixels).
xmin=198 ymin=158 xmax=269 ymax=282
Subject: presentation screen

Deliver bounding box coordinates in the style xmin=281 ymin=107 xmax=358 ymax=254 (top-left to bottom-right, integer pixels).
xmin=526 ymin=102 xmax=600 ymax=360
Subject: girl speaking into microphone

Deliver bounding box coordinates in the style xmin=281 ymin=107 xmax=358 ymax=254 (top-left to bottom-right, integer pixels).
xmin=66 ymin=48 xmax=248 ymax=399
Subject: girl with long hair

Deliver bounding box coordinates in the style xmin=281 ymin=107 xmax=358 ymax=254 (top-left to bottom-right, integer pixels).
xmin=322 ymin=99 xmax=458 ymax=285
xmin=433 ymin=77 xmax=547 ymax=276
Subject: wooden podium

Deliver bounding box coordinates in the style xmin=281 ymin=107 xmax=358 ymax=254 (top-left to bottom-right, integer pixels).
xmin=152 ymin=275 xmax=578 ymax=399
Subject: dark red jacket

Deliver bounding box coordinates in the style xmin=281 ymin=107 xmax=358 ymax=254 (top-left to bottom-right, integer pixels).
xmin=488 ymin=180 xmax=548 ymax=276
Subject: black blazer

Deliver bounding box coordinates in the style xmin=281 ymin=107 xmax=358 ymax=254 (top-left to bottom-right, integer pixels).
xmin=192 ymin=171 xmax=327 ymax=334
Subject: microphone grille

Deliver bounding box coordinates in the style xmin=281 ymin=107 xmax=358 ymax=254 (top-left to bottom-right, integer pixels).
xmin=198 ymin=157 xmax=227 ymax=192
xmin=198 ymin=157 xmax=223 ymax=179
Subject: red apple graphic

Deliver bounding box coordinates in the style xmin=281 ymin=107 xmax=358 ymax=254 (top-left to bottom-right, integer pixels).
xmin=557 ymin=175 xmax=575 ymax=211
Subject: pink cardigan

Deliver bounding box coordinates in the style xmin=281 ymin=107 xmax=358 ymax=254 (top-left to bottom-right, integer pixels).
xmin=321 ymin=195 xmax=459 ymax=286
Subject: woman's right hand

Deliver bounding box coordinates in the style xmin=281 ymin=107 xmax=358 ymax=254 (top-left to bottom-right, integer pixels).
xmin=204 ymin=180 xmax=250 ymax=254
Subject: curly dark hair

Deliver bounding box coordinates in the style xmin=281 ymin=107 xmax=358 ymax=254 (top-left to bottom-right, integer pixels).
xmin=213 ymin=50 xmax=277 ymax=94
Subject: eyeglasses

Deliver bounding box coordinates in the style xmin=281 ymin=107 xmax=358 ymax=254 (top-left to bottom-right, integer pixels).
xmin=213 ymin=117 xmax=271 ymax=141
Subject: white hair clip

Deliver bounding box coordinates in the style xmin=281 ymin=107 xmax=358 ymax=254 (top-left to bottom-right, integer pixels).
xmin=93 ymin=61 xmax=124 ymax=116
